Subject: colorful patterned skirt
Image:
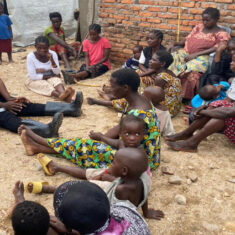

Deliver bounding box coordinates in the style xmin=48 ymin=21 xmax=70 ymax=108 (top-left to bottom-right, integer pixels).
xmin=47 ymin=138 xmax=116 ymax=169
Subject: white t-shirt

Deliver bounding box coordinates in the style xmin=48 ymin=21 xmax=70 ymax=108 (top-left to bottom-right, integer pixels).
xmin=138 ymin=51 xmax=146 ymax=65
xmin=27 ymin=50 xmax=60 ymax=80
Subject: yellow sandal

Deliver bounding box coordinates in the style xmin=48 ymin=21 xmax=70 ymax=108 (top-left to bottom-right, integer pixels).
xmin=37 ymin=153 xmax=54 ymax=176
xmin=25 ymin=181 xmax=49 ymax=194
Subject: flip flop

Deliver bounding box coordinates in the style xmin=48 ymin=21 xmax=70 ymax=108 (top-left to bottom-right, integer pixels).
xmin=37 ymin=154 xmax=54 ymax=176
xmin=25 ymin=181 xmax=49 ymax=194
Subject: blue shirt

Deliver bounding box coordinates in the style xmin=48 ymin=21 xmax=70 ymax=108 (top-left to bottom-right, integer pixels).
xmin=0 ymin=14 xmax=12 ymax=39
xmin=191 ymin=81 xmax=230 ymax=108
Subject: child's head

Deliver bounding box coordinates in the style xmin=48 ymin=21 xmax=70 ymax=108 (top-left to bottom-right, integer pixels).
xmin=54 ymin=181 xmax=110 ymax=234
xmin=88 ymin=23 xmax=101 ymax=41
xmin=228 ymin=38 xmax=235 ymax=57
xmin=35 ymin=36 xmax=50 ymax=57
xmin=110 ymin=68 xmax=140 ymax=98
xmin=133 ymin=45 xmax=143 ymax=60
xmin=12 ymin=201 xmax=50 ymax=235
xmin=49 ymin=12 xmax=62 ymax=30
xmin=149 ymin=50 xmax=173 ymax=70
xmin=110 ymin=148 xmax=148 ymax=179
xmin=198 ymin=85 xmax=221 ymax=101
xmin=143 ymin=86 xmax=165 ymax=106
xmin=0 ymin=3 xmax=3 ymax=14
xmin=147 ymin=30 xmax=163 ymax=48
xmin=120 ymin=115 xmax=146 ymax=148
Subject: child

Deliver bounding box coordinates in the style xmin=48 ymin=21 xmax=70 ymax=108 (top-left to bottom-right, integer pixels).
xmin=44 ymin=12 xmax=80 ymax=70
xmin=122 ymin=45 xmax=143 ymax=70
xmin=26 ymin=36 xmax=75 ymax=102
xmin=144 ymin=86 xmax=175 ymax=136
xmin=0 ymin=2 xmax=13 ymax=64
xmin=65 ymin=23 xmax=111 ymax=82
xmin=20 ymin=68 xmax=161 ymax=170
xmin=9 ymin=181 xmax=54 ymax=235
xmin=26 ymin=147 xmax=164 ymax=220
xmin=191 ymin=82 xmax=230 ymax=108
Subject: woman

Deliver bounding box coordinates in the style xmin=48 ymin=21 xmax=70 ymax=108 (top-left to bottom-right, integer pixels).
xmin=26 ymin=36 xmax=75 ymax=102
xmin=138 ymin=30 xmax=166 ymax=77
xmin=139 ymin=50 xmax=182 ymax=117
xmin=44 ymin=12 xmax=80 ymax=70
xmin=20 ymin=69 xmax=161 ymax=170
xmin=165 ymin=77 xmax=235 ymax=152
xmin=168 ymin=7 xmax=230 ymax=100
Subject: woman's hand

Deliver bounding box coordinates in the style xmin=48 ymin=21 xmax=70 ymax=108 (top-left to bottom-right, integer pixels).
xmin=3 ymin=101 xmax=23 ymax=114
xmin=15 ymin=97 xmax=30 ymax=104
xmin=89 ymin=130 xmax=103 ymax=141
xmin=185 ymin=53 xmax=198 ymax=62
xmin=216 ymin=41 xmax=227 ymax=53
xmin=141 ymin=76 xmax=153 ymax=86
xmin=50 ymin=216 xmax=72 ymax=234
xmin=144 ymin=209 xmax=165 ymax=220
xmin=68 ymin=47 xmax=77 ymax=58
xmin=193 ymin=105 xmax=208 ymax=119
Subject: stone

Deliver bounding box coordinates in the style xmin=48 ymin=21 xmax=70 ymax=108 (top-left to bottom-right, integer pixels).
xmin=187 ymin=173 xmax=198 ymax=183
xmin=162 ymin=157 xmax=171 ymax=163
xmin=225 ymin=222 xmax=235 ymax=232
xmin=161 ymin=166 xmax=174 ymax=175
xmin=169 ymin=176 xmax=182 ymax=185
xmin=202 ymin=222 xmax=219 ymax=232
xmin=188 ymin=165 xmax=194 ymax=170
xmin=227 ymin=178 xmax=235 ymax=183
xmin=175 ymin=194 xmax=186 ymax=205
xmin=186 ymin=179 xmax=192 ymax=185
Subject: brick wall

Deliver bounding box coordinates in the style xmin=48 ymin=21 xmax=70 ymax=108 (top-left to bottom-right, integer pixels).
xmin=98 ymin=0 xmax=235 ymax=64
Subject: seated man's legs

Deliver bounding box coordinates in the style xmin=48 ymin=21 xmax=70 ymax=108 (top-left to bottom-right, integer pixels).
xmin=0 ymin=111 xmax=22 ymax=133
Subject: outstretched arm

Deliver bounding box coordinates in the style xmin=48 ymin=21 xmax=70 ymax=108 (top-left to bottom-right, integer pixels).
xmin=89 ymin=131 xmax=120 ymax=149
xmin=142 ymin=200 xmax=165 ymax=220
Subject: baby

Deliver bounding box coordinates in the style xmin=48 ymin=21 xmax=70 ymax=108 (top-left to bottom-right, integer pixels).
xmin=122 ymin=45 xmax=143 ymax=70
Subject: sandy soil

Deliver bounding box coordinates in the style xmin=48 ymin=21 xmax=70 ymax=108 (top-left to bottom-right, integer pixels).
xmin=0 ymin=47 xmax=235 ymax=235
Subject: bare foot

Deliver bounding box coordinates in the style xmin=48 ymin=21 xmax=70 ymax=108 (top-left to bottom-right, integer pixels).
xmin=47 ymin=160 xmax=58 ymax=175
xmin=27 ymin=182 xmax=56 ymax=194
xmin=59 ymin=88 xmax=71 ymax=102
xmin=166 ymin=140 xmax=198 ymax=152
xmin=65 ymin=87 xmax=75 ymax=103
xmin=21 ymin=130 xmax=37 ymax=156
xmin=18 ymin=124 xmax=34 ymax=136
xmin=9 ymin=181 xmax=25 ymax=218
xmin=164 ymin=132 xmax=192 ymax=142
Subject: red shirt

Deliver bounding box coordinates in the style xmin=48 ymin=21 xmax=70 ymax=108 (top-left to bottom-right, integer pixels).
xmin=83 ymin=37 xmax=111 ymax=69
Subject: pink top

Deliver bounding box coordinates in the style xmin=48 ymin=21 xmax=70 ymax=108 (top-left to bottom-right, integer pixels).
xmin=185 ymin=24 xmax=230 ymax=54
xmin=83 ymin=37 xmax=111 ymax=70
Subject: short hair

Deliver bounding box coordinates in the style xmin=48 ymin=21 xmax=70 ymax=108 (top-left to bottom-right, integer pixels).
xmin=198 ymin=85 xmax=217 ymax=101
xmin=202 ymin=7 xmax=220 ymax=20
xmin=89 ymin=23 xmax=101 ymax=33
xmin=120 ymin=115 xmax=146 ymax=131
xmin=133 ymin=45 xmax=143 ymax=52
xmin=12 ymin=201 xmax=50 ymax=235
xmin=56 ymin=181 xmax=110 ymax=234
xmin=49 ymin=12 xmax=62 ymax=21
xmin=111 ymin=68 xmax=140 ymax=92
xmin=156 ymin=50 xmax=174 ymax=68
xmin=150 ymin=30 xmax=164 ymax=41
xmin=35 ymin=36 xmax=49 ymax=47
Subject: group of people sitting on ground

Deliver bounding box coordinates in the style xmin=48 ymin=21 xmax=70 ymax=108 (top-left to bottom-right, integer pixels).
xmin=0 ymin=4 xmax=235 ymax=234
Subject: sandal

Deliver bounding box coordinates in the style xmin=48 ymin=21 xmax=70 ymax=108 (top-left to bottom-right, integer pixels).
xmin=25 ymin=181 xmax=49 ymax=194
xmin=37 ymin=154 xmax=54 ymax=176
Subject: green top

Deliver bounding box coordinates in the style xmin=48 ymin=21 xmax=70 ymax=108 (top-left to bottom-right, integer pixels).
xmin=44 ymin=25 xmax=65 ymax=46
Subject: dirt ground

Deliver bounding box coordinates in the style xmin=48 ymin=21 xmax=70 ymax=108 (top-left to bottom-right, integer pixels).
xmin=0 ymin=47 xmax=235 ymax=235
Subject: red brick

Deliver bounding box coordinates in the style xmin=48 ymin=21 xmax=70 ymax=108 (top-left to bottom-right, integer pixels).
xmin=181 ymin=2 xmax=195 ymax=7
xmin=103 ymin=0 xmax=116 ymax=2
xmin=138 ymin=22 xmax=151 ymax=27
xmin=158 ymin=13 xmax=177 ymax=19
xmin=190 ymin=9 xmax=203 ymax=15
xmin=201 ymin=3 xmax=217 ymax=8
xmin=157 ymin=24 xmax=171 ymax=30
xmin=147 ymin=7 xmax=161 ymax=12
xmin=139 ymin=12 xmax=155 ymax=17
xmin=228 ymin=5 xmax=235 ymax=10
xmin=139 ymin=0 xmax=154 ymax=4
xmin=130 ymin=6 xmax=142 ymax=11
xmin=147 ymin=18 xmax=161 ymax=23
xmin=122 ymin=20 xmax=133 ymax=25
xmin=215 ymin=0 xmax=232 ymax=2
xmin=121 ymin=0 xmax=133 ymax=3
